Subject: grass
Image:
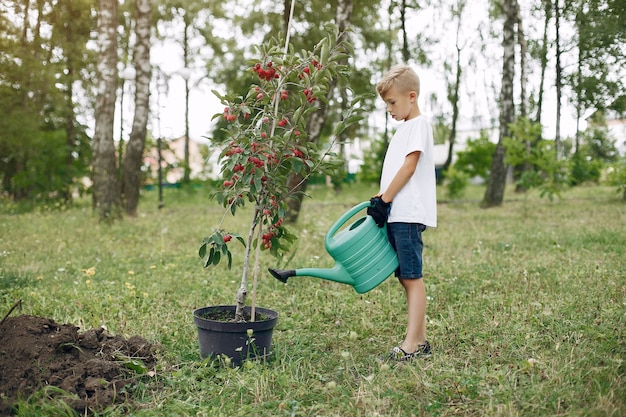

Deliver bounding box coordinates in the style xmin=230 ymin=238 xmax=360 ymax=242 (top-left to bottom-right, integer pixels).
xmin=1 ymin=182 xmax=625 ymax=416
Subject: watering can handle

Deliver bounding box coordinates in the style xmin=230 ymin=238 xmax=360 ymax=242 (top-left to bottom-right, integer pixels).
xmin=325 ymin=201 xmax=372 ymax=243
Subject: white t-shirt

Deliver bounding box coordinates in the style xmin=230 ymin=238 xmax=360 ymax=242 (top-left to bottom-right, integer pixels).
xmin=379 ymin=115 xmax=437 ymax=227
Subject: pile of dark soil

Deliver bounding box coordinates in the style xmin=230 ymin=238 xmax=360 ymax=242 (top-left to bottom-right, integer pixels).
xmin=0 ymin=315 xmax=157 ymax=415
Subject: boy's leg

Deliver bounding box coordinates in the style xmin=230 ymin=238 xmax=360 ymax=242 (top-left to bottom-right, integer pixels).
xmin=399 ymin=277 xmax=427 ymax=353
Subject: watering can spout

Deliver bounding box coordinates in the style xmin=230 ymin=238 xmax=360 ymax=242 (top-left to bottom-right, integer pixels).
xmin=269 ymin=265 xmax=354 ymax=286
xmin=268 ymin=268 xmax=295 ymax=283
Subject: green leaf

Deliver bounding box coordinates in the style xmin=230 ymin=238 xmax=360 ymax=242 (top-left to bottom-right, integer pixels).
xmin=122 ymin=358 xmax=148 ymax=374
xmin=333 ymin=121 xmax=346 ymax=135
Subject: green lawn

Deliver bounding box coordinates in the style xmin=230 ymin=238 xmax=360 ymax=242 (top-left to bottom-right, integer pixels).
xmin=1 ymin=183 xmax=625 ymax=416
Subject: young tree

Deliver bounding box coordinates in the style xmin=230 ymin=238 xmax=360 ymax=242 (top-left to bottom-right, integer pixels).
xmin=121 ymin=0 xmax=152 ymax=216
xmin=92 ymin=0 xmax=121 ymax=221
xmin=203 ymin=0 xmax=391 ymax=221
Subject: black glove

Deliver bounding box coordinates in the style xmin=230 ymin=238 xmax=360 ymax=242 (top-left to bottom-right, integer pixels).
xmin=367 ymin=196 xmax=391 ymax=227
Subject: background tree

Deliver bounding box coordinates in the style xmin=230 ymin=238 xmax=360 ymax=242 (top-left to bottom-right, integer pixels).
xmin=439 ymin=0 xmax=466 ymax=184
xmin=482 ymin=0 xmax=518 ymax=208
xmin=284 ymin=0 xmax=353 ymax=222
xmin=121 ymin=0 xmax=151 ymax=216
xmin=50 ymin=0 xmax=95 ymax=201
xmin=92 ymin=0 xmax=121 ymax=221
xmin=553 ymin=0 xmax=563 ymax=157
xmin=512 ymin=0 xmax=530 ymax=192
xmin=0 ymin=0 xmax=93 ymax=202
xmin=569 ymin=0 xmax=626 ymax=152
xmin=155 ymin=0 xmax=217 ymax=185
xmin=528 ymin=0 xmax=551 ymax=129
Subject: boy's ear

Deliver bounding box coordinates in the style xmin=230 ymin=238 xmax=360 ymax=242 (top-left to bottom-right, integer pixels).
xmin=409 ymin=91 xmax=418 ymax=102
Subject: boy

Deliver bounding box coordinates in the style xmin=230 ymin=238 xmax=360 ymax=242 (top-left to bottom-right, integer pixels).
xmin=367 ymin=64 xmax=437 ymax=361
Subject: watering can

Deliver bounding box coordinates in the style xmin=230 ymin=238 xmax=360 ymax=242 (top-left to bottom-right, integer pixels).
xmin=268 ymin=201 xmax=398 ymax=294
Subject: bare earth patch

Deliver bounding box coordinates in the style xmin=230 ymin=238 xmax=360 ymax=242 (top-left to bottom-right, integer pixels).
xmin=0 ymin=315 xmax=157 ymax=415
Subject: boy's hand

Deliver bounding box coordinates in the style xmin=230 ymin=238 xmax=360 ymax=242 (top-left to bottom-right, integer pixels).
xmin=367 ymin=196 xmax=391 ymax=227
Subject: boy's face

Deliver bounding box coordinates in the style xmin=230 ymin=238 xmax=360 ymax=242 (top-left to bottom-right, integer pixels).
xmin=381 ymin=86 xmax=418 ymax=121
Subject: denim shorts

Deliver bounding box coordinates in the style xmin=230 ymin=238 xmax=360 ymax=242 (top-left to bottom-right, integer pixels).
xmin=387 ymin=222 xmax=427 ymax=279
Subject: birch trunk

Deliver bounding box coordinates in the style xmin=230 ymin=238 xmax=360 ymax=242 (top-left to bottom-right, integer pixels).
xmin=122 ymin=0 xmax=151 ymax=216
xmin=92 ymin=0 xmax=120 ymax=221
xmin=482 ymin=0 xmax=517 ymax=208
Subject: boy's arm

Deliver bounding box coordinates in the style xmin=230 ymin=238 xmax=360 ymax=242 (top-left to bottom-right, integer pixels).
xmin=380 ymin=151 xmax=421 ymax=202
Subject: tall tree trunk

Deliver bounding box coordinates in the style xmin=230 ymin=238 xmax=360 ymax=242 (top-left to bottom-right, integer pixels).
xmin=535 ymin=0 xmax=551 ymax=126
xmin=482 ymin=0 xmax=517 ymax=208
xmin=182 ymin=12 xmax=191 ymax=184
xmin=573 ymin=2 xmax=584 ymax=154
xmin=285 ymin=0 xmax=353 ymax=223
xmin=441 ymin=0 xmax=465 ymax=184
xmin=122 ymin=0 xmax=151 ymax=216
xmin=554 ymin=0 xmax=562 ymax=158
xmin=400 ymin=0 xmax=409 ymax=63
xmin=63 ymin=62 xmax=76 ymax=202
xmin=514 ymin=1 xmax=530 ymax=193
xmin=93 ymin=0 xmax=120 ymax=221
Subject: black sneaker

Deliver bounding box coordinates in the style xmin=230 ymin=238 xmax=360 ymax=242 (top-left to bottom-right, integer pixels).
xmin=388 ymin=341 xmax=432 ymax=361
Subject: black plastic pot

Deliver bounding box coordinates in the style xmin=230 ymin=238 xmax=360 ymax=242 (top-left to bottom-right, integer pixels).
xmin=193 ymin=305 xmax=278 ymax=366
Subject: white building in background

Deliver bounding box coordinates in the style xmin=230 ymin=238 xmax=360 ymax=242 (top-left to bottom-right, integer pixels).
xmin=144 ymin=136 xmax=219 ymax=184
xmin=600 ymin=109 xmax=626 ymax=156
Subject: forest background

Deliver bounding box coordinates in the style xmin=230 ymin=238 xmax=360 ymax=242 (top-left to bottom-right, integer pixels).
xmin=0 ymin=0 xmax=625 ymax=218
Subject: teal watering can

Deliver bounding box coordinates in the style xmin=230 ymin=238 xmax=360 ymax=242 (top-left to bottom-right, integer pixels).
xmin=268 ymin=201 xmax=398 ymax=293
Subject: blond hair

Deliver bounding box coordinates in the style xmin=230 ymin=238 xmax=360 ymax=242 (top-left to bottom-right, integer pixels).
xmin=376 ymin=64 xmax=421 ymax=98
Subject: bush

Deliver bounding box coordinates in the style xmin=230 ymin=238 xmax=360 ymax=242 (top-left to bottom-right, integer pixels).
xmin=569 ymin=125 xmax=618 ymax=185
xmin=569 ymin=152 xmax=603 ymax=185
xmin=454 ymin=131 xmax=496 ymax=181
xmin=357 ymin=134 xmax=386 ymax=184
xmin=445 ymin=165 xmax=469 ymax=200
xmin=503 ymin=118 xmax=568 ymax=201
xmin=605 ymin=156 xmax=626 ymax=201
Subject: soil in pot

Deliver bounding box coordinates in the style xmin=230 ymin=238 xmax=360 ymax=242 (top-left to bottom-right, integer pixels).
xmin=193 ymin=305 xmax=278 ymax=366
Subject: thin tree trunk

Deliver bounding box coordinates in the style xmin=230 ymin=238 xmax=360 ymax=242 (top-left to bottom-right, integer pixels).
xmin=482 ymin=0 xmax=517 ymax=208
xmin=441 ymin=1 xmax=465 ymax=183
xmin=93 ymin=0 xmax=120 ymax=221
xmin=574 ymin=2 xmax=584 ymax=154
xmin=183 ymin=13 xmax=191 ymax=184
xmin=517 ymin=5 xmax=528 ymax=119
xmin=514 ymin=1 xmax=530 ymax=193
xmin=554 ymin=0 xmax=562 ymax=158
xmin=122 ymin=0 xmax=151 ymax=216
xmin=535 ymin=0 xmax=551 ymax=126
xmin=63 ymin=64 xmax=76 ymax=202
xmin=400 ymin=0 xmax=409 ymax=63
